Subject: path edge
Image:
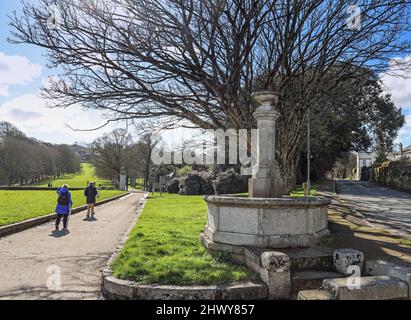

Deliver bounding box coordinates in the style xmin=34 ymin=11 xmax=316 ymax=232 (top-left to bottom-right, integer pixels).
xmin=100 ymin=194 xmax=268 ymax=300
xmin=0 ymin=191 xmax=132 ymax=238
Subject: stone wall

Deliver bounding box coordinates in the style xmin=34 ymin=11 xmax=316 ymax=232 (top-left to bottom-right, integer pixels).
xmin=371 ymin=160 xmax=411 ymax=192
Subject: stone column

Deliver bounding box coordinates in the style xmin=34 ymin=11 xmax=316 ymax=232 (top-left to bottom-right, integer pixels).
xmin=249 ymin=91 xmax=283 ymax=198
xmin=119 ymin=168 xmax=128 ymax=191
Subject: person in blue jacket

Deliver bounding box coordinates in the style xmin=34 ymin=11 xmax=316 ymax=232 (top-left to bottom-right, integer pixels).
xmin=55 ymin=184 xmax=73 ymax=231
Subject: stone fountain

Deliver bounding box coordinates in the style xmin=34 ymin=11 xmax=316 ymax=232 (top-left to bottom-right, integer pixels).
xmin=202 ymin=91 xmax=330 ymax=249
xmin=200 ymin=91 xmax=332 ymax=299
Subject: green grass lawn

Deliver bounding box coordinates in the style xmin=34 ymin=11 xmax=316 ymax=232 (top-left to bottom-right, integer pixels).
xmin=112 ymin=193 xmax=253 ymax=285
xmin=0 ymin=189 xmax=127 ymax=227
xmin=37 ymin=163 xmax=111 ymax=188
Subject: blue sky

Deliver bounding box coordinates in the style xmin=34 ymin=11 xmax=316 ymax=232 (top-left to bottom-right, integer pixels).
xmin=0 ymin=0 xmax=410 ymax=147
xmin=0 ymin=0 xmax=121 ymax=144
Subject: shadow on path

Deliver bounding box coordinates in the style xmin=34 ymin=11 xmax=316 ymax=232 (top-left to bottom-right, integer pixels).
xmin=83 ymin=217 xmax=98 ymax=222
xmin=336 ymin=180 xmax=411 ymax=240
xmin=327 ymin=210 xmax=411 ymax=267
xmin=49 ymin=229 xmax=70 ymax=238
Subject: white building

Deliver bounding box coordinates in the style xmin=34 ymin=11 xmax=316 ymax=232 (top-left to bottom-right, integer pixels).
xmin=356 ymin=152 xmax=376 ymax=181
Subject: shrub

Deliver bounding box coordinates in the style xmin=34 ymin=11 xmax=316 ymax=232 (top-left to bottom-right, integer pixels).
xmin=178 ymin=172 xmax=203 ymax=195
xmin=371 ymin=160 xmax=411 ymax=192
xmin=177 ymin=169 xmax=248 ymax=195
xmin=176 ymin=166 xmax=193 ymax=177
xmin=198 ymin=171 xmax=215 ymax=195
xmin=178 ymin=171 xmax=216 ymax=195
xmin=167 ymin=178 xmax=180 ymax=194
xmin=213 ymin=169 xmax=248 ymax=195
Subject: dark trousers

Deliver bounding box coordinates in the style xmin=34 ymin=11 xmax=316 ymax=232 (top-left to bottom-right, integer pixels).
xmin=56 ymin=214 xmax=69 ymax=228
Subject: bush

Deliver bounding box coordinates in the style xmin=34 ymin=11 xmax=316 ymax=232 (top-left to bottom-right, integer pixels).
xmin=178 ymin=171 xmax=216 ymax=195
xmin=177 ymin=169 xmax=248 ymax=195
xmin=178 ymin=172 xmax=202 ymax=195
xmin=213 ymin=169 xmax=248 ymax=195
xmin=198 ymin=171 xmax=215 ymax=195
xmin=371 ymin=160 xmax=411 ymax=192
xmin=167 ymin=178 xmax=180 ymax=194
xmin=176 ymin=166 xmax=193 ymax=177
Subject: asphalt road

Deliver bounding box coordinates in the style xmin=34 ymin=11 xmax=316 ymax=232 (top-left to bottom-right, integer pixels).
xmin=337 ymin=181 xmax=411 ymax=240
xmin=0 ymin=192 xmax=143 ymax=300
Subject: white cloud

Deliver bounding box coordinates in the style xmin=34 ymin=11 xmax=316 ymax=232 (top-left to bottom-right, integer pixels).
xmin=380 ymin=55 xmax=411 ymax=110
xmin=381 ymin=55 xmax=411 ymax=147
xmin=0 ymin=52 xmax=43 ymax=96
xmin=0 ymin=93 xmax=119 ymax=144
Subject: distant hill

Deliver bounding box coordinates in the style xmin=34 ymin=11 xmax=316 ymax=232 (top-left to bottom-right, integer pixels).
xmin=68 ymin=144 xmax=92 ymax=162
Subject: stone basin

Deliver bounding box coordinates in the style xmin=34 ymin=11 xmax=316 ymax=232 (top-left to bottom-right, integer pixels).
xmin=203 ymin=195 xmax=331 ymax=248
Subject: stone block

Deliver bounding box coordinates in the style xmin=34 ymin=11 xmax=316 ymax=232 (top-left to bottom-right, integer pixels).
xmin=136 ymin=285 xmax=218 ymax=300
xmin=219 ymin=206 xmax=259 ymax=234
xmin=297 ymin=289 xmax=333 ymax=300
xmin=260 ymin=269 xmax=291 ymax=299
xmin=261 ymin=251 xmax=290 ymax=272
xmin=366 ymin=260 xmax=396 ymax=276
xmin=219 ymin=281 xmax=268 ymax=300
xmin=258 ymin=251 xmax=291 ymax=299
xmin=333 ymin=248 xmax=364 ymax=275
xmin=388 ymin=267 xmax=411 ymax=299
xmin=259 ymin=208 xmax=311 ymax=234
xmin=285 ymin=247 xmax=334 ymax=271
xmin=206 ymin=204 xmax=219 ymax=230
xmin=103 ymin=276 xmax=135 ymax=300
xmin=323 ymin=276 xmax=408 ymax=300
xmin=207 ymin=228 xmax=269 ymax=247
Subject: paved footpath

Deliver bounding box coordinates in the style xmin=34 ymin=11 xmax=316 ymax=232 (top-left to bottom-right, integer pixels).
xmin=0 ymin=192 xmax=144 ymax=300
xmin=337 ymin=181 xmax=411 ymax=240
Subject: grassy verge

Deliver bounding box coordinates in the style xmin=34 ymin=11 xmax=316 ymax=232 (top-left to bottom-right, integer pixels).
xmin=290 ymin=184 xmax=317 ymax=197
xmin=397 ymin=238 xmax=411 ymax=246
xmin=37 ymin=163 xmax=111 ymax=188
xmin=112 ymin=193 xmax=253 ymax=285
xmin=0 ymin=189 xmax=127 ymax=227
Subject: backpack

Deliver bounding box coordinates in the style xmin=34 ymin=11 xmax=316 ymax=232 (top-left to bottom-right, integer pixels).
xmin=58 ymin=193 xmax=69 ymax=206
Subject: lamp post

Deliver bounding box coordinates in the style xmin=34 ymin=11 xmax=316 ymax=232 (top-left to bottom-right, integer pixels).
xmin=400 ymin=143 xmax=404 ymax=160
xmin=307 ymin=107 xmax=311 ymax=195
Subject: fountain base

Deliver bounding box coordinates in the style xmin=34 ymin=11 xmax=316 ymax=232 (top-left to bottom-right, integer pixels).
xmin=204 ymin=195 xmax=330 ymax=248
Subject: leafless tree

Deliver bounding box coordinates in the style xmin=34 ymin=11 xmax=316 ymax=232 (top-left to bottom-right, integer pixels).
xmin=0 ymin=121 xmax=80 ymax=185
xmin=131 ymin=132 xmax=162 ymax=190
xmin=9 ymin=0 xmax=411 ymax=189
xmin=91 ymin=129 xmax=133 ymax=183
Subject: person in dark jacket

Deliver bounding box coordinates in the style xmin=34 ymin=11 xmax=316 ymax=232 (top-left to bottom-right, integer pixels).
xmin=55 ymin=184 xmax=73 ymax=231
xmin=84 ymin=182 xmax=98 ymax=218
